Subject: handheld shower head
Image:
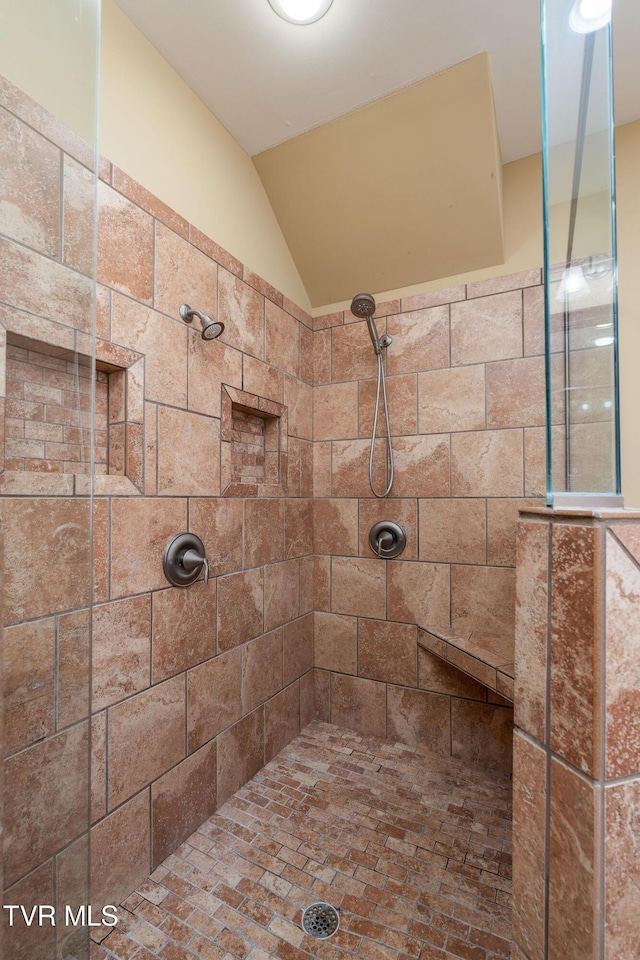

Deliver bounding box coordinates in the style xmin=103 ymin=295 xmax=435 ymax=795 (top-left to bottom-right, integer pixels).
xmin=351 ymin=293 xmax=395 ymax=497
xmin=350 ymin=293 xmax=391 ymax=357
xmin=350 ymin=293 xmax=376 ymax=319
xmin=180 ymin=304 xmax=225 ymax=341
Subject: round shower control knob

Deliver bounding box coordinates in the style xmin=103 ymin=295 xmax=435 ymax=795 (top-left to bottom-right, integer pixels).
xmin=368 ymin=521 xmax=406 ymax=559
xmin=163 ymin=533 xmax=209 ymax=587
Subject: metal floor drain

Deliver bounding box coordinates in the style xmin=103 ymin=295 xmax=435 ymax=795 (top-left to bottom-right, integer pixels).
xmin=301 ymin=902 xmax=340 ymax=939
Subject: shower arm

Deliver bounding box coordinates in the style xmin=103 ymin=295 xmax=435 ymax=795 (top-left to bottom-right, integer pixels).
xmin=180 ymin=305 xmax=207 ymax=325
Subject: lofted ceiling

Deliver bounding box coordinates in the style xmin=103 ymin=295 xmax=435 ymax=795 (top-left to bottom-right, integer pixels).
xmin=114 ymin=0 xmax=640 ymax=305
xmin=253 ymin=54 xmax=505 ymax=305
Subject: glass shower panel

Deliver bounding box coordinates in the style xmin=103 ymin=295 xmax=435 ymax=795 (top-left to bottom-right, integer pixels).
xmin=0 ymin=2 xmax=100 ymax=958
xmin=541 ymin=0 xmax=621 ymax=505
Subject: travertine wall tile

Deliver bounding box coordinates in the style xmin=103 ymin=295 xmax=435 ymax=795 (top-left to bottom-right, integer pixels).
xmin=418 ymin=364 xmax=486 ymax=434
xmin=107 ymin=676 xmax=186 ymax=808
xmin=187 ymin=648 xmax=242 ymax=752
xmin=512 ymin=732 xmax=546 ymax=960
xmin=98 ymin=181 xmax=154 ymax=304
xmin=314 ymin=498 xmax=358 ymax=556
xmin=514 ymin=514 xmax=640 ymax=960
xmin=548 ymin=757 xmax=598 ymax=960
xmin=331 ymin=556 xmax=386 ymax=619
xmin=358 ymin=619 xmax=418 ymax=686
xmin=418 ymin=498 xmax=486 ymax=564
xmin=3 ymin=618 xmax=55 ymax=753
xmin=0 ymin=107 xmax=60 ymax=257
xmin=314 ymin=381 xmax=358 ymax=441
xmin=151 ymin=580 xmax=216 ymax=682
xmin=605 ymin=778 xmax=640 ymax=960
xmin=386 ymin=306 xmax=449 ymax=375
xmin=451 ymin=429 xmax=524 ymax=498
xmin=217 ymin=568 xmax=264 ymax=650
xmin=387 ymin=686 xmax=450 ymax=754
xmin=216 ymin=709 xmax=264 ymax=806
xmin=331 ymin=674 xmax=386 ymax=739
xmin=242 ymin=629 xmax=283 ymax=713
xmin=2 ymin=83 xmax=315 ymax=923
xmin=314 ymin=611 xmax=357 ymax=674
xmin=110 ymin=497 xmax=187 ymax=597
xmin=2 ymin=861 xmax=55 ymax=960
xmin=331 ymin=320 xmax=380 ymax=382
xmin=451 ymin=290 xmax=523 ymax=364
xmin=92 ymin=595 xmax=151 ymax=711
xmin=387 ymin=560 xmax=450 ymax=628
xmin=264 ymin=559 xmax=300 ymax=631
xmin=244 ymin=497 xmax=284 ymax=567
xmin=486 ymin=356 xmax=546 ymax=429
xmin=4 ymin=724 xmax=89 ymax=887
xmin=265 ymin=301 xmax=300 ymax=379
xmin=605 ymin=531 xmax=640 ymax=778
xmin=151 ymin=741 xmax=217 ymax=870
xmin=451 ymin=700 xmax=513 ymax=769
xmin=154 ymin=221 xmax=218 ymax=321
xmin=514 ymin=519 xmax=549 ymax=742
xmin=265 ymin=682 xmax=300 ymax=762
xmin=550 ymin=523 xmax=601 ymax=776
xmin=157 ymin=406 xmax=220 ymax=496
xmin=90 ymin=790 xmax=151 ymax=910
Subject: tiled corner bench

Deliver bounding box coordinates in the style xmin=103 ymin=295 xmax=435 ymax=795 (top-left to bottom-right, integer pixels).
xmin=417 ymin=624 xmax=515 ymax=702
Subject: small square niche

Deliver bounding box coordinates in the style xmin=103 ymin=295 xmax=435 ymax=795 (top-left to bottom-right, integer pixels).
xmin=221 ymin=386 xmax=288 ymax=497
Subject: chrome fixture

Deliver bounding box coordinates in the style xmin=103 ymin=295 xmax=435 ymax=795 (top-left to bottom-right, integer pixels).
xmin=180 ymin=304 xmax=224 ymax=341
xmin=301 ymin=903 xmax=340 ymax=939
xmin=268 ymin=0 xmax=334 ymax=25
xmin=350 ymin=293 xmax=394 ymax=498
xmin=368 ymin=520 xmax=406 ymax=559
xmin=163 ymin=533 xmax=209 ymax=587
xmin=350 ymin=292 xmax=392 ymax=355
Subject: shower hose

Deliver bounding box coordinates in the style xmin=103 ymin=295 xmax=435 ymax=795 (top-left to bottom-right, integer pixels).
xmin=369 ymin=350 xmax=394 ymax=497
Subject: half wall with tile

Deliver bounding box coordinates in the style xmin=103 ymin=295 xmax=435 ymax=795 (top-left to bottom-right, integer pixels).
xmin=513 ymin=508 xmax=640 ymax=960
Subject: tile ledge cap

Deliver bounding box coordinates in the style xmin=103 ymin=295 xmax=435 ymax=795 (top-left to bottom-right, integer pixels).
xmin=519 ymin=506 xmax=640 ymax=520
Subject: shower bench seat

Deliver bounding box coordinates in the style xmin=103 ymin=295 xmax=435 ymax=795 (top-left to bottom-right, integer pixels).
xmin=417 ymin=625 xmax=515 ymax=702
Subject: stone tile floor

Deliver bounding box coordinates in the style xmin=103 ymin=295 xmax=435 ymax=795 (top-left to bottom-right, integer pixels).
xmin=93 ymin=721 xmax=512 ymax=960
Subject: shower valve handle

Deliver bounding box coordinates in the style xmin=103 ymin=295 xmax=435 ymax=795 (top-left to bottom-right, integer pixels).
xmin=182 ymin=549 xmax=209 ymax=584
xmin=369 ymin=521 xmax=407 ymax=559
xmin=376 ymin=531 xmax=395 ymax=554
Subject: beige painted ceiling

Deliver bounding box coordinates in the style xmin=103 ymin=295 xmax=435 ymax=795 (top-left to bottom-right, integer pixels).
xmin=254 ymin=54 xmax=504 ymax=306
xmin=113 ymin=0 xmax=640 ymax=305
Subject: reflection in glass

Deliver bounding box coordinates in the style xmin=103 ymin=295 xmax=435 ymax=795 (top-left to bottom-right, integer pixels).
xmin=541 ymin=0 xmax=621 ymax=504
xmin=0 ymin=2 xmax=100 ymax=958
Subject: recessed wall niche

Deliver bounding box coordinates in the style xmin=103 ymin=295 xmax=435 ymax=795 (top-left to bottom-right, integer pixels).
xmin=221 ymin=385 xmax=288 ymax=497
xmin=0 ymin=330 xmax=144 ymax=494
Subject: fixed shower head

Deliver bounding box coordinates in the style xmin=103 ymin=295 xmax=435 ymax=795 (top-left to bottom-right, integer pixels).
xmin=200 ymin=315 xmax=225 ymax=340
xmin=180 ymin=304 xmax=225 ymax=341
xmin=350 ymin=293 xmax=376 ymax=319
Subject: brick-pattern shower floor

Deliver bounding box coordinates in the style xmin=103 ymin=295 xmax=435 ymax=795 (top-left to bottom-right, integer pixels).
xmin=95 ymin=722 xmax=512 ymax=960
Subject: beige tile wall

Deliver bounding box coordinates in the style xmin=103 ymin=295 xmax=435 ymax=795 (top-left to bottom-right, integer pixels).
xmin=0 ymin=77 xmax=552 ymax=948
xmin=0 ymin=80 xmax=314 ymax=955
xmin=310 ymin=273 xmax=549 ymax=768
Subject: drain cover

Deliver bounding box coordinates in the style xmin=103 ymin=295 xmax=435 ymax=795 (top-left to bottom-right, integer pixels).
xmin=301 ymin=902 xmax=340 ymax=939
